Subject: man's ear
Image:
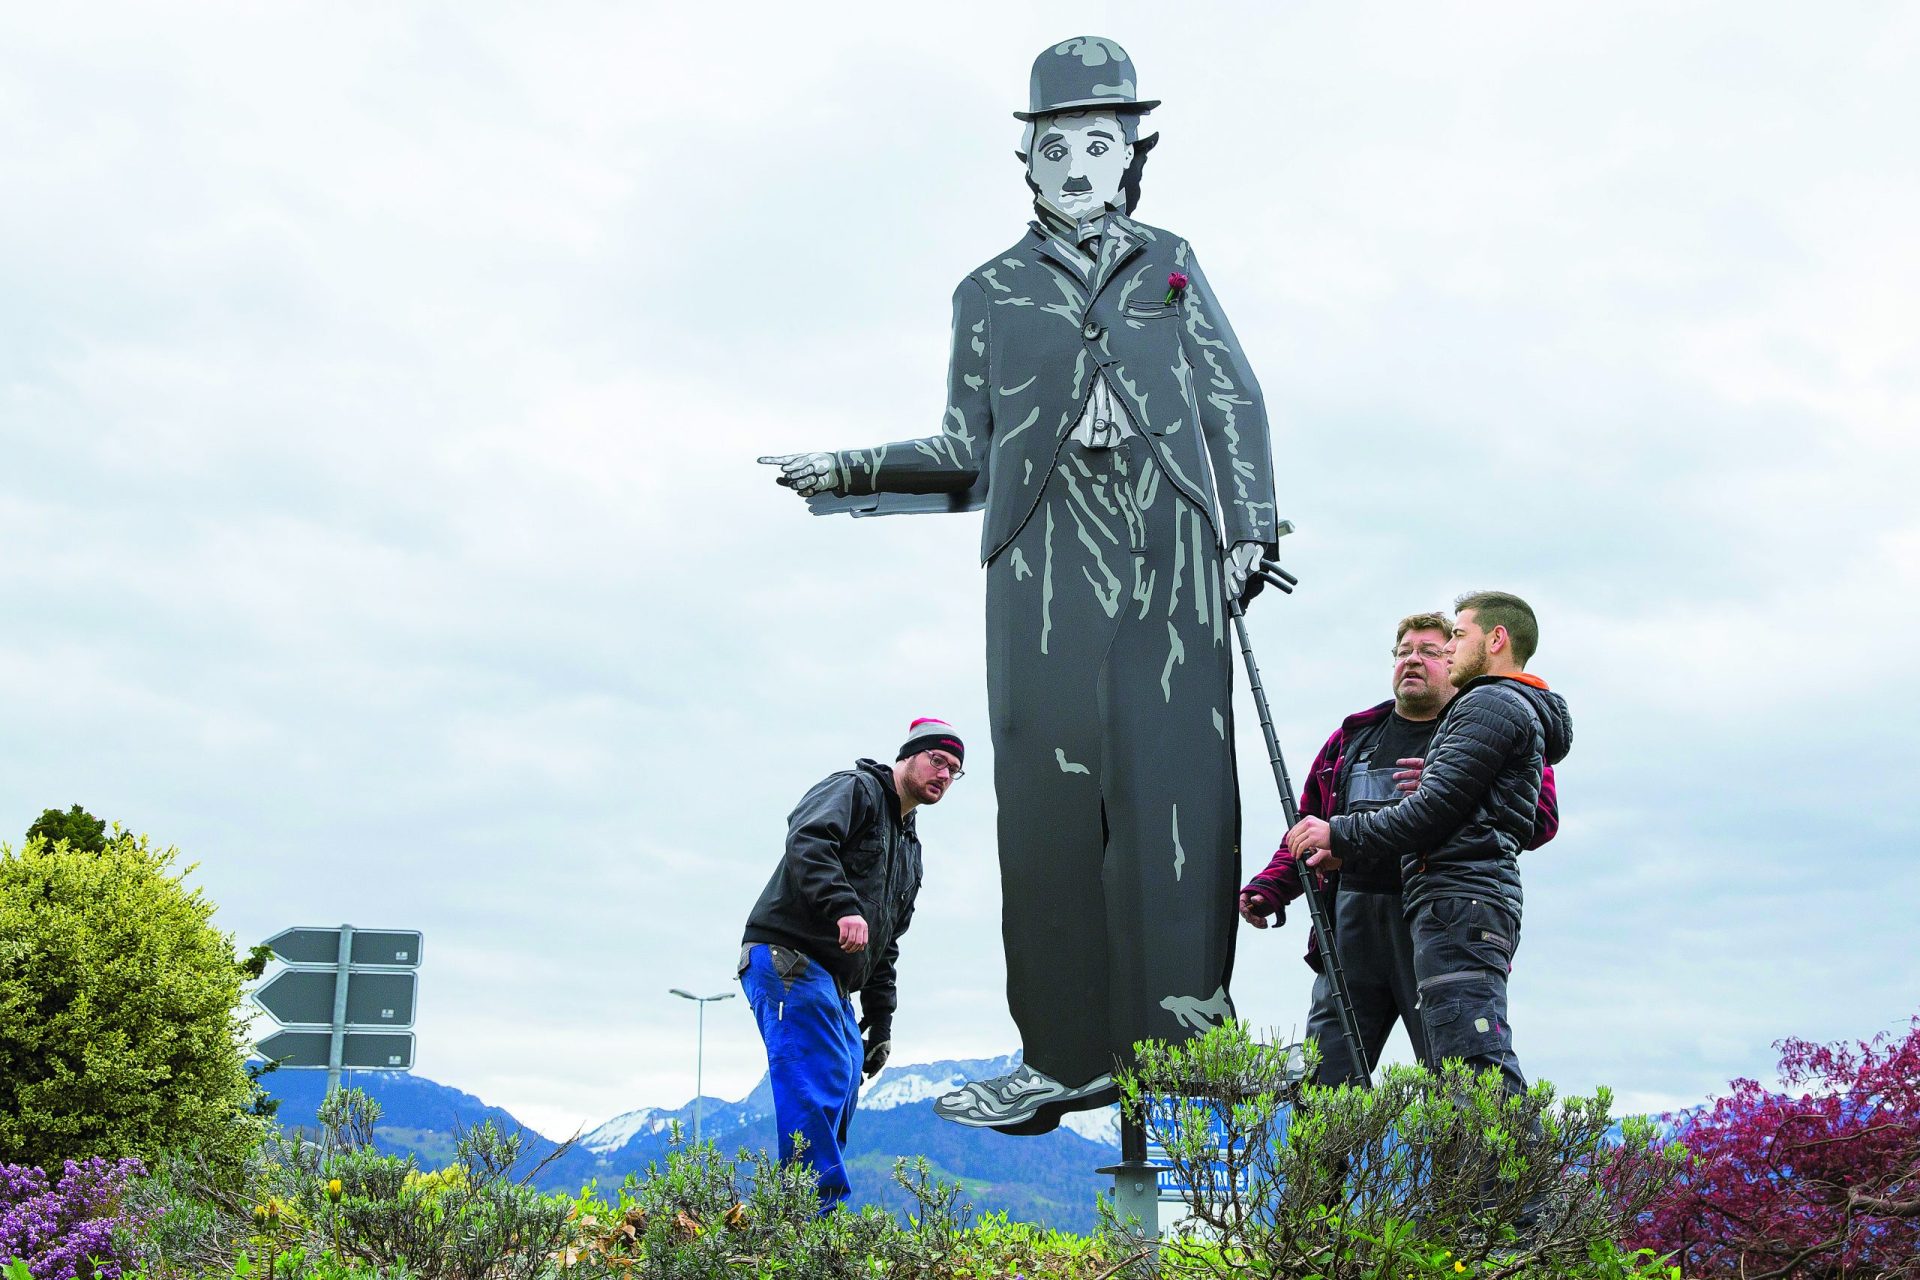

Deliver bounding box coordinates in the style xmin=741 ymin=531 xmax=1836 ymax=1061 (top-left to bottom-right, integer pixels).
xmin=1488 ymin=625 xmax=1509 ymax=655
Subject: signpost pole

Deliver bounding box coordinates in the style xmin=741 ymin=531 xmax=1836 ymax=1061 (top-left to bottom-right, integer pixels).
xmin=327 ymin=923 xmax=355 ymax=1099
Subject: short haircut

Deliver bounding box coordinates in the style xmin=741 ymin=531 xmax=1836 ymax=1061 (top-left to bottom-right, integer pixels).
xmin=1394 ymin=612 xmax=1451 ymax=649
xmin=1453 ymin=591 xmax=1539 ymax=665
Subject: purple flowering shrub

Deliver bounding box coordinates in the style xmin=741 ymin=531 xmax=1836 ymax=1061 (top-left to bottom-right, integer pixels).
xmin=0 ymin=1158 xmax=149 ymax=1280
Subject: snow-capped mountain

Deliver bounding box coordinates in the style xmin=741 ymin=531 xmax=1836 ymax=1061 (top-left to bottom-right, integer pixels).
xmin=575 ymin=1052 xmax=1121 ymax=1229
xmin=856 ymin=1052 xmax=1021 ymax=1111
xmin=583 ymin=1050 xmax=1124 ymax=1152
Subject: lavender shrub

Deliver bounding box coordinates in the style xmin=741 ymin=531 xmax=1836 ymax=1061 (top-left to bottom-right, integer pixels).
xmin=0 ymin=1158 xmax=149 ymax=1280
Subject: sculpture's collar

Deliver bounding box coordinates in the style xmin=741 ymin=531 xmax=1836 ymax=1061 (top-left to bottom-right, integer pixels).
xmin=1033 ymin=196 xmax=1119 ymax=250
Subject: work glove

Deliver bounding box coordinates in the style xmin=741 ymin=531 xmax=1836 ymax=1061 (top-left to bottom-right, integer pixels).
xmin=858 ymin=1010 xmax=892 ymax=1078
xmin=1238 ymin=888 xmax=1285 ymax=930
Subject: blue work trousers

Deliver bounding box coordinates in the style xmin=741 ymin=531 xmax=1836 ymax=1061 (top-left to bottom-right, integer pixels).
xmin=738 ymin=943 xmax=862 ymax=1208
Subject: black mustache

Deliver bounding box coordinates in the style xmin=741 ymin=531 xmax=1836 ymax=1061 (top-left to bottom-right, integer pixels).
xmin=1061 ymin=176 xmax=1094 ymax=193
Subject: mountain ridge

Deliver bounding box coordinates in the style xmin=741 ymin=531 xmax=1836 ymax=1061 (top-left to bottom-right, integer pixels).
xmin=262 ymin=1052 xmax=1120 ymax=1230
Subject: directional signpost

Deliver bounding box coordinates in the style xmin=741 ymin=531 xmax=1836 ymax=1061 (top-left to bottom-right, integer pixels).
xmin=256 ymin=1030 xmax=416 ymax=1070
xmin=264 ymin=927 xmax=423 ymax=968
xmin=256 ymin=969 xmax=417 ymax=1029
xmin=253 ymin=925 xmax=422 ymax=1095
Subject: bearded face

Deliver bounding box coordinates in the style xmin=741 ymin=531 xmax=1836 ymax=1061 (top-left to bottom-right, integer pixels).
xmin=1447 ymin=610 xmax=1492 ymax=688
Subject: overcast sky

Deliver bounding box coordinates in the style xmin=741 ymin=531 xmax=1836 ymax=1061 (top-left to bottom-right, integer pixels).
xmin=3 ymin=2 xmax=1915 ymax=1141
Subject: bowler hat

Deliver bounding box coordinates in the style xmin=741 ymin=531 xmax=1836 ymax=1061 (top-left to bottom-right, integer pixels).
xmin=1014 ymin=36 xmax=1160 ymax=121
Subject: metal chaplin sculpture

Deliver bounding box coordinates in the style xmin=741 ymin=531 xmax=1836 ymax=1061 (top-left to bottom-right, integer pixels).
xmin=762 ymin=36 xmax=1281 ymax=1135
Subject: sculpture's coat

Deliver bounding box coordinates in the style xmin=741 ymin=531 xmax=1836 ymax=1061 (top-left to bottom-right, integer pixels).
xmin=811 ymin=213 xmax=1279 ymax=1093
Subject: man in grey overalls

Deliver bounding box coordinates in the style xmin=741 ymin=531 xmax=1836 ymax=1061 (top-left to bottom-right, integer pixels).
xmin=762 ymin=37 xmax=1280 ymax=1133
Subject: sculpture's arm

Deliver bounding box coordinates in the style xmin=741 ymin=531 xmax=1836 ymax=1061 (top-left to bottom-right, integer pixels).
xmin=1176 ymin=247 xmax=1279 ymax=553
xmin=760 ymin=279 xmax=991 ymax=507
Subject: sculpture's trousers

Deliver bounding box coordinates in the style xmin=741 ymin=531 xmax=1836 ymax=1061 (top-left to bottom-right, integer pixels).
xmin=985 ymin=437 xmax=1240 ymax=1090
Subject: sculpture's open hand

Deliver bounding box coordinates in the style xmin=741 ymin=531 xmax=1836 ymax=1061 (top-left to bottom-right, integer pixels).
xmin=758 ymin=452 xmax=842 ymax=498
xmin=1225 ymin=541 xmax=1264 ymax=602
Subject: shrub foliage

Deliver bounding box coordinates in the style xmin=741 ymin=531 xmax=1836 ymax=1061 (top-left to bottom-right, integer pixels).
xmin=1118 ymin=1021 xmax=1687 ymax=1279
xmin=1631 ymin=1016 xmax=1920 ymax=1278
xmin=1 ymin=1157 xmax=150 ymax=1280
xmin=134 ymin=1088 xmax=1126 ymax=1280
xmin=0 ymin=832 xmax=261 ymax=1171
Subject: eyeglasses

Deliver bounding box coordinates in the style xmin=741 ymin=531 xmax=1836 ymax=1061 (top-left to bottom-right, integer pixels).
xmin=1392 ymin=645 xmax=1448 ymax=662
xmin=922 ymin=751 xmax=965 ymax=781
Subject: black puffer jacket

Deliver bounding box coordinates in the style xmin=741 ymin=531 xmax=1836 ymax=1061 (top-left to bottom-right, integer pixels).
xmin=741 ymin=759 xmax=923 ymax=1037
xmin=1328 ymin=676 xmax=1571 ymax=920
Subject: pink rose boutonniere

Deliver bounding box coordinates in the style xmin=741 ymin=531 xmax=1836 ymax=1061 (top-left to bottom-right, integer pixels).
xmin=1164 ymin=271 xmax=1189 ymax=305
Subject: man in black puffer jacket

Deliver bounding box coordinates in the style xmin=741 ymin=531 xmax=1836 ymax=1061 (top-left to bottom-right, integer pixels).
xmin=1285 ymin=592 xmax=1571 ymax=1097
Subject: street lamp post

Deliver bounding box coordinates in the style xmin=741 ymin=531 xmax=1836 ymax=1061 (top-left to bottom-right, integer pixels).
xmin=668 ymin=988 xmax=736 ymax=1148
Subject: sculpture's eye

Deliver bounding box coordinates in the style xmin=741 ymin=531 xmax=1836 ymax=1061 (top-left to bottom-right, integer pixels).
xmin=1043 ymin=143 xmax=1068 ymax=163
xmin=1088 ymin=141 xmax=1109 ymax=157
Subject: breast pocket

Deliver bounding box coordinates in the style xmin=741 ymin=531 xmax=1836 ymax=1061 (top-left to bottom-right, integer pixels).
xmin=844 ymin=834 xmax=887 ymax=903
xmin=1121 ymin=300 xmax=1180 ymax=324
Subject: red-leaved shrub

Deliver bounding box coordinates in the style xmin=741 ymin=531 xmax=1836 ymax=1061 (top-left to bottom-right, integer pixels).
xmin=1631 ymin=1016 xmax=1920 ymax=1278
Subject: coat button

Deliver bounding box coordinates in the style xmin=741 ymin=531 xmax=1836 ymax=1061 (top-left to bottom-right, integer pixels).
xmin=1082 ymin=321 xmax=1102 ymax=340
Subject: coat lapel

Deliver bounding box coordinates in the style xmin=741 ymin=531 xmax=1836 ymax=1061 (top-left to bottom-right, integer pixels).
xmin=1089 ymin=216 xmax=1147 ymax=303
xmin=1028 ymin=226 xmax=1094 ymax=296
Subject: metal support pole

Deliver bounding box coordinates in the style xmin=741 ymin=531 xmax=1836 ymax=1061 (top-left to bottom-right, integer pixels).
xmin=327 ymin=923 xmax=354 ymax=1099
xmin=1230 ymin=600 xmax=1370 ymax=1086
xmin=1097 ymin=1111 xmax=1165 ymax=1239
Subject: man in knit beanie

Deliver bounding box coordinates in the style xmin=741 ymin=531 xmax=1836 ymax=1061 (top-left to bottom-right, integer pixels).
xmin=738 ymin=717 xmax=962 ymax=1208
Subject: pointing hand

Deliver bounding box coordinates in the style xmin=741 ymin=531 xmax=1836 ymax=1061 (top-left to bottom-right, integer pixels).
xmin=758 ymin=452 xmax=842 ymax=498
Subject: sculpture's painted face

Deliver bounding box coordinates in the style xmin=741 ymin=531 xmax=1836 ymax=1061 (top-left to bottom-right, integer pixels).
xmin=1028 ymin=110 xmax=1133 ymax=220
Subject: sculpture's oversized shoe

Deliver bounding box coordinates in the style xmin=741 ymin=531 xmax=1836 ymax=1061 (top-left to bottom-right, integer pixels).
xmin=933 ymin=1065 xmax=1117 ymax=1134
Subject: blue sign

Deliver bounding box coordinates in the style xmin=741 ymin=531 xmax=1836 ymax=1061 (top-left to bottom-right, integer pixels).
xmin=1143 ymin=1096 xmax=1252 ymax=1200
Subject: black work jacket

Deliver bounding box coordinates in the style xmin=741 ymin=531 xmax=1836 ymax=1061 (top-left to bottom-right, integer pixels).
xmin=741 ymin=759 xmax=923 ymax=1036
xmin=1329 ymin=676 xmax=1572 ymax=920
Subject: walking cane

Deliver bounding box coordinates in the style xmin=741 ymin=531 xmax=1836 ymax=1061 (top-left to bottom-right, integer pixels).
xmin=1230 ymin=534 xmax=1371 ymax=1088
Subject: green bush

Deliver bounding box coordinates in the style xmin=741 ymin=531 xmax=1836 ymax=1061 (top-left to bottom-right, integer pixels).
xmin=310 ymin=1095 xmax=572 ymax=1280
xmin=132 ymin=1088 xmax=572 ymax=1280
xmin=132 ymin=1091 xmax=1129 ymax=1280
xmin=0 ymin=831 xmax=264 ymax=1173
xmin=1118 ymin=1021 xmax=1688 ymax=1280
xmin=25 ymin=806 xmax=109 ymax=855
xmin=563 ymin=1134 xmax=974 ymax=1280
